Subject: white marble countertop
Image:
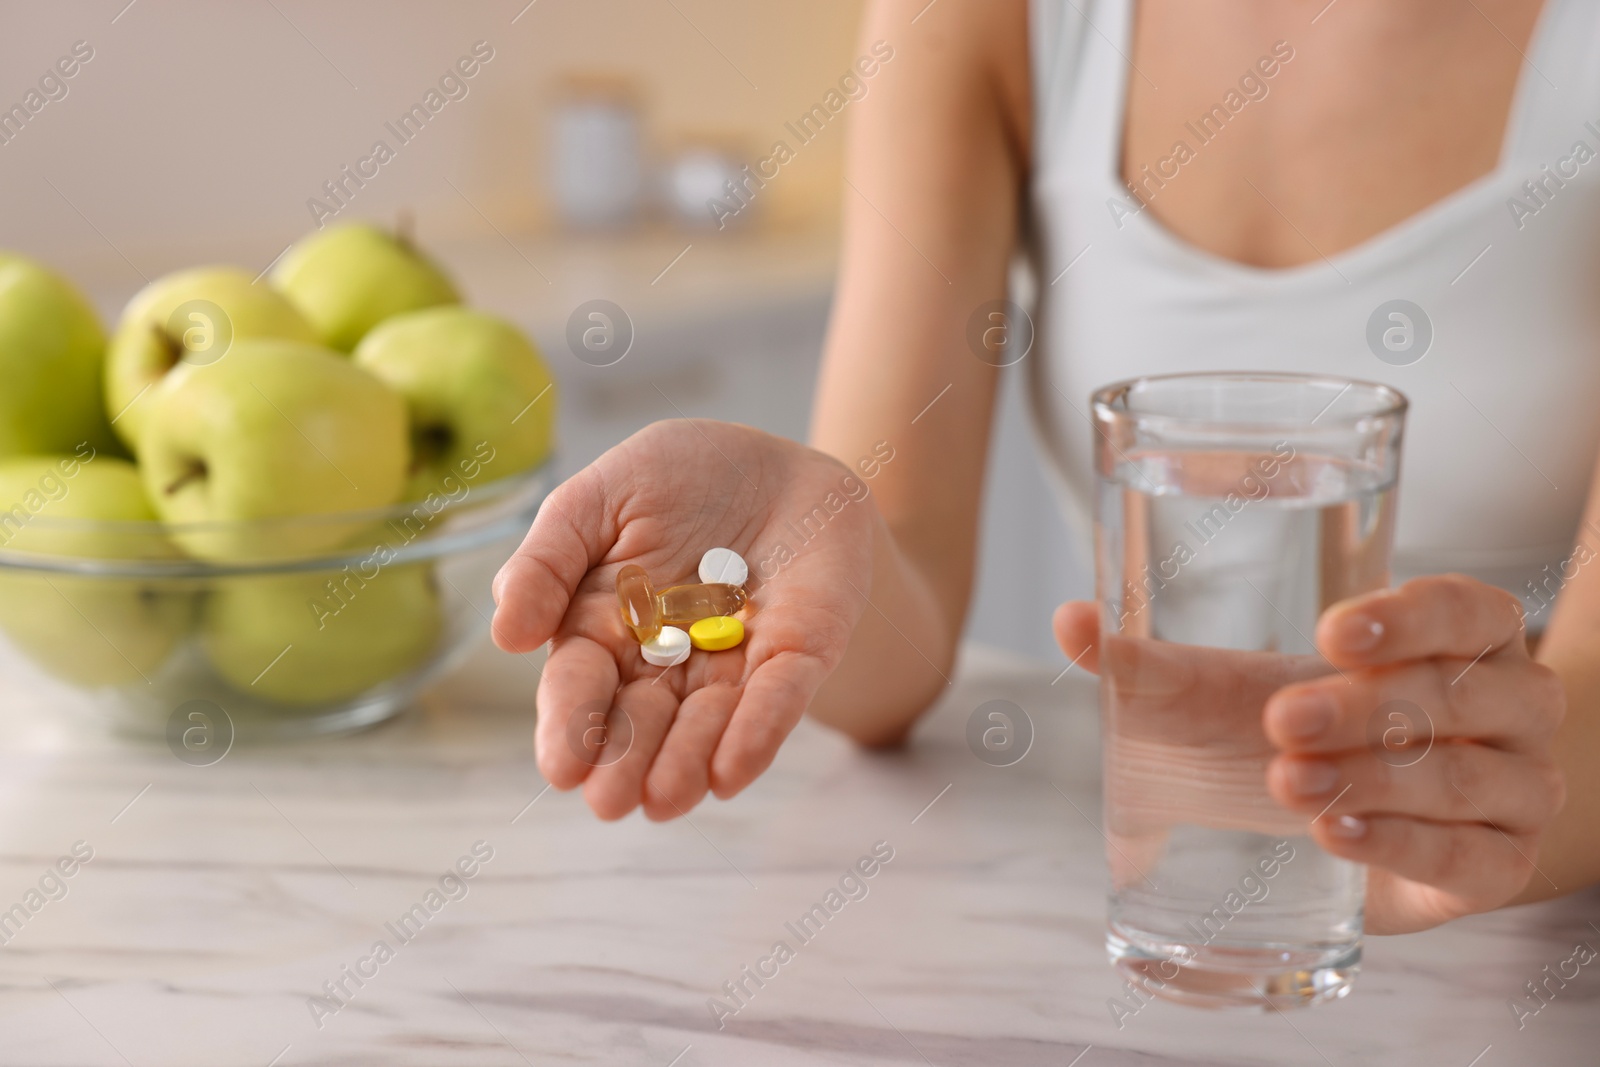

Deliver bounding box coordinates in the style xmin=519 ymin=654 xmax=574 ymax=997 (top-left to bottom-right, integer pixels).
xmin=1 ymin=642 xmax=1596 ymax=1066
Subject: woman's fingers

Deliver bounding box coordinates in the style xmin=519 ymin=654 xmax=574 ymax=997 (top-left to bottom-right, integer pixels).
xmin=706 ymin=559 xmax=866 ymax=797
xmin=1316 ymin=573 xmax=1528 ymax=669
xmin=492 ymin=466 xmax=615 ymax=653
xmin=710 ymin=650 xmax=834 ymax=798
xmin=643 ymin=683 xmax=743 ymax=821
xmin=1053 ymin=577 xmax=1564 ymax=933
xmin=1268 ymin=743 xmax=1566 ymax=834
xmin=1054 ymin=600 xmax=1330 ymax=747
xmin=1102 ymin=638 xmax=1332 ymax=746
xmin=605 ymin=578 xmax=856 ymax=816
xmin=1052 ymin=600 xmax=1100 ymax=673
xmin=1265 ymin=656 xmax=1566 ymax=755
xmin=1310 ymin=814 xmax=1548 ymax=931
xmin=533 ymin=634 xmax=621 ymax=790
xmin=582 ymin=676 xmax=682 ymax=821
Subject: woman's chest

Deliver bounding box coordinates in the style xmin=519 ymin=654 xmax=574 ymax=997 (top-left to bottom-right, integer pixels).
xmin=1118 ymin=0 xmax=1548 ymax=269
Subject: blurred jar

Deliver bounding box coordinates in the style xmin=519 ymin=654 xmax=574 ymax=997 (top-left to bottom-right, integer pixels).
xmin=550 ymin=75 xmax=644 ymax=229
xmin=663 ymin=137 xmax=749 ymax=230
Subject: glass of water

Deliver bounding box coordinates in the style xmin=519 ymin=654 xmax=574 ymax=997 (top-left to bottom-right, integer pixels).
xmin=1091 ymin=372 xmax=1407 ymax=1010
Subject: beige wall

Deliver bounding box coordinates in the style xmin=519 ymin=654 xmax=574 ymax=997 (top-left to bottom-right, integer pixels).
xmin=0 ymin=0 xmax=865 ymax=280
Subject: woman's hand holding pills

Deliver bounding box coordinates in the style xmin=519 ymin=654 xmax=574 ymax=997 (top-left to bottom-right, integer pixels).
xmin=1053 ymin=574 xmax=1568 ymax=935
xmin=490 ymin=421 xmax=878 ymax=821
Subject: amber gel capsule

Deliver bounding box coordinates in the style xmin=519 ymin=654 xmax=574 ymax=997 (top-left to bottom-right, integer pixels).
xmin=659 ymin=582 xmax=748 ymax=624
xmin=615 ymin=564 xmax=662 ymax=643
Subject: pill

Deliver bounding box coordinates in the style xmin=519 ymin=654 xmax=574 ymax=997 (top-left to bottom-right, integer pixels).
xmin=689 ymin=615 xmax=744 ymax=652
xmin=699 ymin=547 xmax=749 ymax=587
xmin=660 ymin=581 xmax=747 ymax=624
xmin=640 ymin=625 xmax=691 ymax=667
xmin=615 ymin=564 xmax=661 ymax=643
xmin=617 ymin=558 xmax=750 ymax=645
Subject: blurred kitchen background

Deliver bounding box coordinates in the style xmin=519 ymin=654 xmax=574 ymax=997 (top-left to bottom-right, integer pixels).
xmin=0 ymin=0 xmax=1084 ymax=660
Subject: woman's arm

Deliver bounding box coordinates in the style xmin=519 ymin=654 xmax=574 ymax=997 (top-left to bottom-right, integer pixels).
xmin=1514 ymin=454 xmax=1600 ymax=900
xmin=489 ymin=0 xmax=1034 ymax=819
xmin=806 ymin=0 xmax=1032 ymax=744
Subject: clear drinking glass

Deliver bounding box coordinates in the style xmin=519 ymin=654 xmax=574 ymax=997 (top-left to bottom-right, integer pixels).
xmin=1091 ymin=372 xmax=1407 ymax=1009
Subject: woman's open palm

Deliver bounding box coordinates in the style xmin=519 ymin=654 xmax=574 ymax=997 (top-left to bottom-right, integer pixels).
xmin=491 ymin=420 xmax=878 ymax=820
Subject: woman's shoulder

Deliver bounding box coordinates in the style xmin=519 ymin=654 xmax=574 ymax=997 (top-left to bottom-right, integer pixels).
xmin=867 ymin=0 xmax=1033 ymax=164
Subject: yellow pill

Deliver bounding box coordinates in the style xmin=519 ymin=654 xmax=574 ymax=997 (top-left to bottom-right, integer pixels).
xmin=688 ymin=615 xmax=744 ymax=652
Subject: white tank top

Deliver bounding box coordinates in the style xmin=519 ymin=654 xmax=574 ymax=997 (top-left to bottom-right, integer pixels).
xmin=1025 ymin=0 xmax=1600 ymax=621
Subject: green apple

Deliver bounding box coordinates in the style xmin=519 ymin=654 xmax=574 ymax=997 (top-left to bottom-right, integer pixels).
xmin=0 ymin=253 xmax=119 ymax=460
xmin=353 ymin=307 xmax=556 ymax=500
xmin=271 ymin=222 xmax=460 ymax=353
xmin=0 ymin=448 xmax=144 ymax=555
xmin=0 ymin=453 xmax=193 ymax=687
xmin=201 ymin=563 xmax=441 ymax=704
xmin=137 ymin=339 xmax=408 ymax=560
xmin=105 ymin=265 xmax=318 ymax=451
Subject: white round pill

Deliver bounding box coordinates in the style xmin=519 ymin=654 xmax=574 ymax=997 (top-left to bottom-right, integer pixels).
xmin=640 ymin=625 xmax=691 ymax=667
xmin=699 ymin=546 xmax=749 ymax=587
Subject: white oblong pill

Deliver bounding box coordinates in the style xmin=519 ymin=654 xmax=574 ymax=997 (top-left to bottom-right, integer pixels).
xmin=640 ymin=625 xmax=691 ymax=667
xmin=699 ymin=546 xmax=749 ymax=587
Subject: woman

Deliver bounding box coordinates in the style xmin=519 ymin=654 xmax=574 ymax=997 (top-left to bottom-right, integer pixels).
xmin=492 ymin=0 xmax=1597 ymax=936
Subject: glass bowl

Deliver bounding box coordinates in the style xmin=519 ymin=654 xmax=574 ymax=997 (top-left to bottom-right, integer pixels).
xmin=0 ymin=465 xmax=548 ymax=744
